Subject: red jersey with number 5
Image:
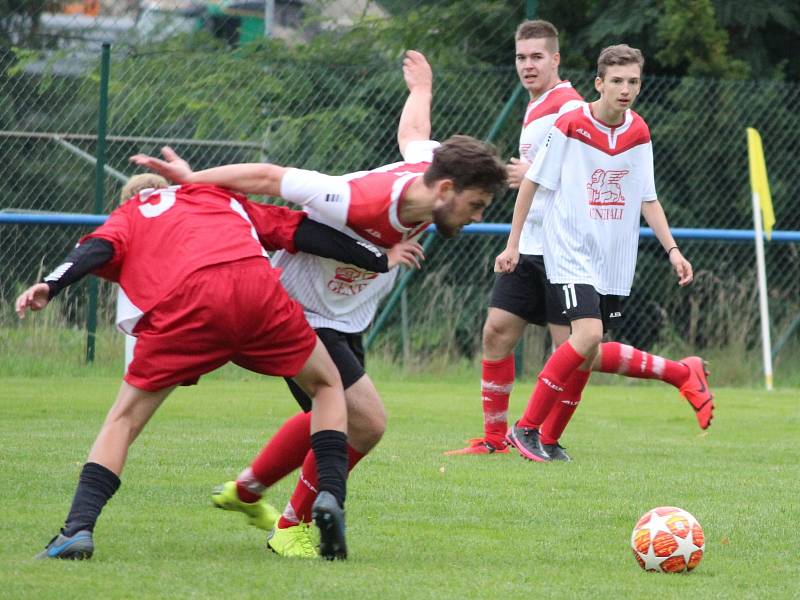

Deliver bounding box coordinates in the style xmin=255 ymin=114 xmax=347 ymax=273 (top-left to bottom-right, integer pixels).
xmin=82 ymin=184 xmax=303 ymax=332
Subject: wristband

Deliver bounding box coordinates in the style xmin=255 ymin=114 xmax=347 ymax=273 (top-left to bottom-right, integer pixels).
xmin=667 ymin=246 xmax=679 ymax=256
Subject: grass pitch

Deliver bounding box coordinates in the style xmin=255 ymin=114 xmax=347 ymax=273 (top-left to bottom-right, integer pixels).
xmin=1 ymin=374 xmax=797 ymax=599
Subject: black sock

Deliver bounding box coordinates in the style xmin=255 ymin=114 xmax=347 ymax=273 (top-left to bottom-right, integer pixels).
xmin=310 ymin=430 xmax=348 ymax=508
xmin=62 ymin=462 xmax=121 ymax=536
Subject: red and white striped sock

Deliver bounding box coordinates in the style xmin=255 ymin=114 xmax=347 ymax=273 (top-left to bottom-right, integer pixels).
xmin=599 ymin=342 xmax=689 ymax=388
xmin=481 ymin=355 xmax=515 ymax=446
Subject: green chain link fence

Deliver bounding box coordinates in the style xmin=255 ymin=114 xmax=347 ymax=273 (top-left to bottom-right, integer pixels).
xmin=1 ymin=3 xmax=798 ymax=383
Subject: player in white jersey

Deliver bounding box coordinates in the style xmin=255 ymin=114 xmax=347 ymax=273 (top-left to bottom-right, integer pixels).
xmin=446 ymin=23 xmax=714 ymax=458
xmin=499 ymin=45 xmax=709 ymax=463
xmin=132 ymin=50 xmax=507 ymax=556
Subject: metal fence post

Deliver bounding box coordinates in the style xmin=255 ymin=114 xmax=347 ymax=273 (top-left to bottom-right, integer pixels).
xmin=526 ymin=0 xmax=538 ymax=19
xmin=86 ymin=42 xmax=111 ymax=364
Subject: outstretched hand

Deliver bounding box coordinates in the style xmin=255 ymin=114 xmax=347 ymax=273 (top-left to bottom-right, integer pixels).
xmin=15 ymin=283 xmax=51 ymax=319
xmin=670 ymin=250 xmax=693 ymax=286
xmin=387 ymin=239 xmax=425 ymax=270
xmin=130 ymin=146 xmax=193 ymax=183
xmin=403 ymin=50 xmax=433 ymax=93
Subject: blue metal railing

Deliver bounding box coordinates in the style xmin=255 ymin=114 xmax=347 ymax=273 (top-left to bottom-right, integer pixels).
xmin=2 ymin=213 xmax=800 ymax=243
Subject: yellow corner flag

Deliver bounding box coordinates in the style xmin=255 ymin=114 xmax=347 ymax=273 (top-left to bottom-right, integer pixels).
xmin=747 ymin=127 xmax=775 ymax=240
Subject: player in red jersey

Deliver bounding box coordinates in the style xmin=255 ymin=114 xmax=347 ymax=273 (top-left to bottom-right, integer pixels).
xmin=14 ymin=179 xmax=424 ymax=561
xmin=445 ymin=22 xmax=714 ymax=458
xmin=499 ymin=45 xmax=710 ymax=463
xmin=132 ymin=50 xmax=508 ymax=557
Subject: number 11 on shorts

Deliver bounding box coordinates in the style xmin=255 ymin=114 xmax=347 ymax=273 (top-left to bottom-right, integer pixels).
xmin=562 ymin=283 xmax=577 ymax=309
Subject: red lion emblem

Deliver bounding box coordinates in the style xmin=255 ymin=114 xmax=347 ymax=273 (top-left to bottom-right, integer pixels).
xmin=586 ymin=169 xmax=629 ymax=206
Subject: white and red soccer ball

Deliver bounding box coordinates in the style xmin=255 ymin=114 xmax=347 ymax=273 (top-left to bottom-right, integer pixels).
xmin=631 ymin=506 xmax=705 ymax=573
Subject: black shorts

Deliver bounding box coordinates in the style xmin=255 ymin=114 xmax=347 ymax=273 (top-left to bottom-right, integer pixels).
xmin=285 ymin=327 xmax=366 ymax=413
xmin=488 ymin=254 xmax=569 ymax=326
xmin=548 ymin=282 xmax=623 ymax=333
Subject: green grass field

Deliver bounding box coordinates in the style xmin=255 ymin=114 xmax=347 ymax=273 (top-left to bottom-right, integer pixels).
xmin=1 ymin=374 xmax=798 ymax=599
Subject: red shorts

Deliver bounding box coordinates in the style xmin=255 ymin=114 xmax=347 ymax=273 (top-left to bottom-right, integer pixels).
xmin=125 ymin=257 xmax=316 ymax=392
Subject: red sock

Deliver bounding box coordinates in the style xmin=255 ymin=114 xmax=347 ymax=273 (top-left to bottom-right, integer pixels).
xmin=481 ymin=355 xmax=515 ymax=445
xmin=278 ymin=446 xmax=366 ymax=527
xmin=519 ymin=341 xmax=586 ymax=430
xmin=235 ymin=412 xmax=312 ymax=503
xmin=599 ymin=342 xmax=689 ymax=388
xmin=540 ymin=368 xmax=591 ymax=445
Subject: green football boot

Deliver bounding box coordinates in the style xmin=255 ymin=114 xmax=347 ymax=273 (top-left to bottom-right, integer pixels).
xmin=211 ymin=481 xmax=280 ymax=531
xmin=266 ymin=522 xmax=318 ymax=559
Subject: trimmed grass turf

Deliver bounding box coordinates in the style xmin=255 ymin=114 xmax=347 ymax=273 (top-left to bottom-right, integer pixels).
xmin=0 ymin=376 xmax=798 ymax=599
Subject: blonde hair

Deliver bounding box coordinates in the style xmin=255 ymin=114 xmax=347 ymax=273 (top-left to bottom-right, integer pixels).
xmin=597 ymin=44 xmax=644 ymax=79
xmin=515 ymin=20 xmax=559 ymax=54
xmin=120 ymin=174 xmax=168 ymax=203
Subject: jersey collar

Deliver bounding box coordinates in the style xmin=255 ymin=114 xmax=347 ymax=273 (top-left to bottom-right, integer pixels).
xmin=585 ymin=103 xmax=633 ymax=149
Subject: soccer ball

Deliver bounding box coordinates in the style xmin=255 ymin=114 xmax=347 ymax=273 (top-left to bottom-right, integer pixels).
xmin=631 ymin=506 xmax=705 ymax=573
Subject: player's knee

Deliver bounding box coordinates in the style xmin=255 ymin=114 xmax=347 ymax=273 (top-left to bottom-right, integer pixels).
xmin=296 ymin=361 xmax=343 ymax=398
xmin=360 ymin=407 xmax=386 ymax=447
xmin=482 ymin=318 xmax=516 ymax=357
xmin=571 ymin=329 xmax=603 ymax=354
xmin=349 ymin=394 xmax=386 ymax=444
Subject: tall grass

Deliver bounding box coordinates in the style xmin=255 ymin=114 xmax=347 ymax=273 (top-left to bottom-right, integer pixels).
xmin=4 ymin=321 xmax=799 ymax=388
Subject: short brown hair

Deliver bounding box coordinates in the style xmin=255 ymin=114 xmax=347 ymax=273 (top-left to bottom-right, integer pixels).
xmin=120 ymin=173 xmax=168 ymax=203
xmin=515 ymin=19 xmax=559 ymax=54
xmin=596 ymin=44 xmax=644 ymax=79
xmin=424 ymin=135 xmax=506 ymax=196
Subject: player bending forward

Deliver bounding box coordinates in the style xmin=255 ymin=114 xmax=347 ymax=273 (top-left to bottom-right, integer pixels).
xmin=447 ymin=21 xmax=713 ymax=460
xmin=131 ymin=50 xmax=507 ymax=557
xmin=15 ymin=178 xmax=426 ymax=560
xmin=496 ymin=44 xmax=710 ymax=462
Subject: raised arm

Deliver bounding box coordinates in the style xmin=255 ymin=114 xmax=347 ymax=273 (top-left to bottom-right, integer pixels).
xmin=130 ymin=146 xmax=288 ymax=197
xmin=495 ymin=177 xmax=539 ymax=273
xmin=397 ymin=50 xmax=433 ymax=156
xmin=641 ymin=199 xmax=693 ymax=286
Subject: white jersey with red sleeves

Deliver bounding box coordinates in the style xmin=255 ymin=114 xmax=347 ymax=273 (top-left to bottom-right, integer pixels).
xmin=526 ymin=104 xmax=657 ymax=296
xmin=517 ymin=81 xmax=583 ymax=255
xmin=89 ymin=184 xmax=275 ymax=334
xmin=272 ymin=140 xmax=439 ymax=333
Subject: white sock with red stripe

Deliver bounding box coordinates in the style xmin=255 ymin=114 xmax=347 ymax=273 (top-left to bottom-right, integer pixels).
xmin=481 ymin=355 xmax=515 ymax=447
xmin=599 ymin=342 xmax=689 ymax=388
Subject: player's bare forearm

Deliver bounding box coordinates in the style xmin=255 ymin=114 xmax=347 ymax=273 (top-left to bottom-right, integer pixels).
xmin=641 ymin=200 xmax=676 ymax=251
xmin=508 ymin=178 xmax=538 ymax=249
xmin=131 ymin=146 xmax=286 ymax=197
xmin=185 ymin=164 xmax=286 ymax=197
xmin=495 ymin=178 xmax=537 ymax=272
xmin=642 ymin=199 xmax=693 ymax=286
xmin=398 ymin=50 xmax=433 ymax=154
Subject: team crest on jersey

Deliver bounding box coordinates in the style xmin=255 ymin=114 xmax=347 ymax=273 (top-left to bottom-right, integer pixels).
xmin=586 ymin=168 xmax=628 ymax=220
xmin=328 ymin=267 xmax=379 ymax=296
